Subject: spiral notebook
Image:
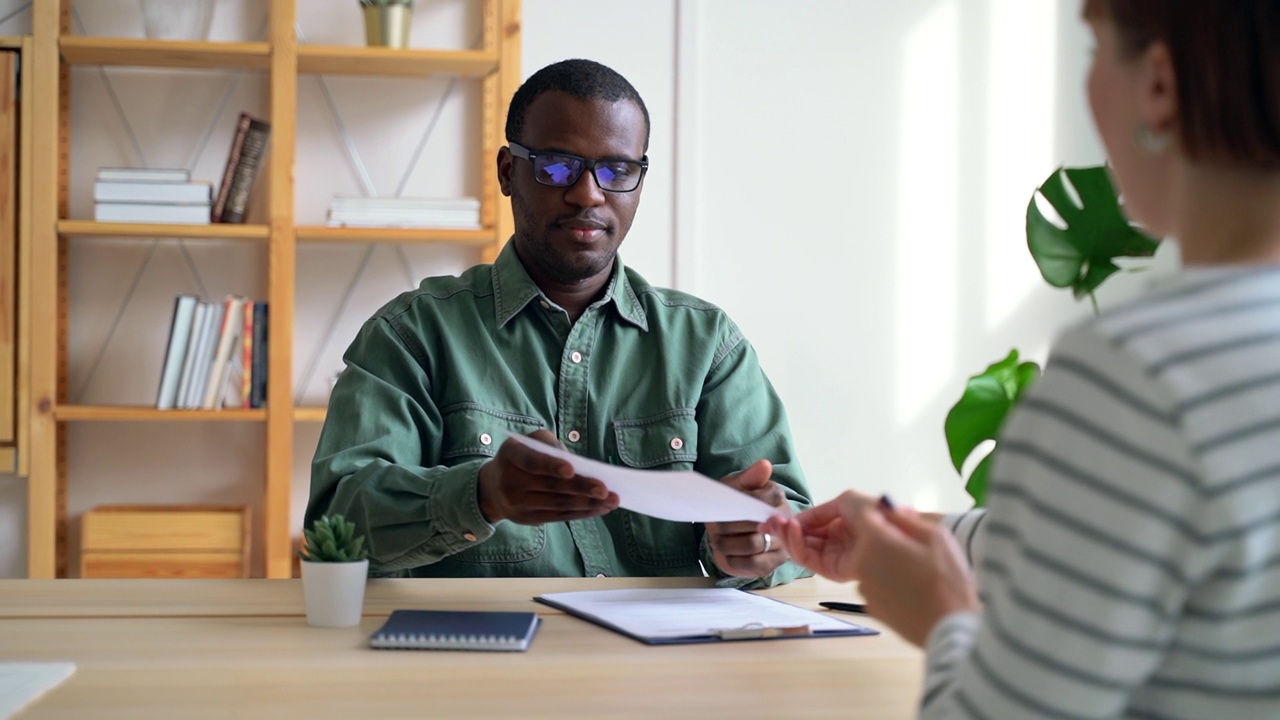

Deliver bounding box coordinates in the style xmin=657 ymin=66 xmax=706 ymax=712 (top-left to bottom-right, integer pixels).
xmin=369 ymin=610 xmax=542 ymax=652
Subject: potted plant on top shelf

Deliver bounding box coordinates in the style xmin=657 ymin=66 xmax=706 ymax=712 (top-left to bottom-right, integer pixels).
xmin=299 ymin=514 xmax=371 ymax=628
xmin=944 ymin=165 xmax=1161 ymax=506
xmin=361 ymin=0 xmax=415 ymax=49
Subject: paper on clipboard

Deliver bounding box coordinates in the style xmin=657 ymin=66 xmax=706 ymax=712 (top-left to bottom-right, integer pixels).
xmin=507 ymin=434 xmax=780 ymax=523
xmin=535 ymin=588 xmax=878 ymax=644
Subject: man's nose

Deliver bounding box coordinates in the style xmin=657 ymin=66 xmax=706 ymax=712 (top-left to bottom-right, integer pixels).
xmin=564 ymin=168 xmax=607 ymax=207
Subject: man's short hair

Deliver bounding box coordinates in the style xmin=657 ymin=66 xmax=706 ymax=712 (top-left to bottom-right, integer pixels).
xmin=505 ymin=58 xmax=651 ymax=152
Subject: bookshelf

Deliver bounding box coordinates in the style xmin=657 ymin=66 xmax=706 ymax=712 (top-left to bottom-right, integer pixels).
xmin=27 ymin=0 xmax=522 ymax=578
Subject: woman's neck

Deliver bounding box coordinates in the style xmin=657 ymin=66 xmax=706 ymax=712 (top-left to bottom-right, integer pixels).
xmin=1174 ymin=165 xmax=1280 ymax=266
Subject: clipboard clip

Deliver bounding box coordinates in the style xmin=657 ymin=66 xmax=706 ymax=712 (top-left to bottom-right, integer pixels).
xmin=710 ymin=622 xmax=812 ymax=641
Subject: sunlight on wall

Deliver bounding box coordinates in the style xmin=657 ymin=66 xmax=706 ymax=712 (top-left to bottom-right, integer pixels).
xmin=983 ymin=0 xmax=1058 ymax=330
xmin=893 ymin=0 xmax=960 ymax=427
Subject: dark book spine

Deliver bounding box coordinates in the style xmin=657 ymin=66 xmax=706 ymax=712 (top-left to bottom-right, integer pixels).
xmin=250 ymin=302 xmax=269 ymax=408
xmin=212 ymin=113 xmax=252 ymax=223
xmin=220 ymin=118 xmax=271 ymax=224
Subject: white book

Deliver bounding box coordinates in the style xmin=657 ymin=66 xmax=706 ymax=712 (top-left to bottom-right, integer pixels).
xmin=174 ymin=302 xmax=209 ymax=410
xmin=203 ymin=296 xmax=246 ymax=410
xmin=96 ymin=167 xmax=191 ymax=183
xmin=330 ymin=196 xmax=481 ymax=211
xmin=155 ymin=294 xmax=199 ymax=410
xmin=94 ymin=181 xmax=213 ymax=204
xmin=94 ymin=202 xmax=212 ymax=225
xmin=326 ymin=216 xmax=482 ymax=229
xmin=187 ymin=302 xmax=224 ymax=409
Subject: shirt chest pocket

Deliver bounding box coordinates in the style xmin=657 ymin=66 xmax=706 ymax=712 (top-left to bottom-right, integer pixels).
xmin=612 ymin=408 xmax=698 ymax=469
xmin=612 ymin=409 xmax=701 ymax=570
xmin=439 ymin=403 xmax=544 ymax=463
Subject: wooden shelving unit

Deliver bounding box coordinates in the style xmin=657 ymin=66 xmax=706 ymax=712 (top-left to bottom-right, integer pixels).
xmin=27 ymin=0 xmax=522 ymax=578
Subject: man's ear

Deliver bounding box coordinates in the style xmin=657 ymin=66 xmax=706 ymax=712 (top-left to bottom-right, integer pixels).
xmin=497 ymin=146 xmax=513 ymax=197
xmin=1139 ymin=40 xmax=1179 ymax=137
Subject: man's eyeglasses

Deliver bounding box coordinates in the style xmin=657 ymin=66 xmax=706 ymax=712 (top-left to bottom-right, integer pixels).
xmin=508 ymin=142 xmax=648 ymax=193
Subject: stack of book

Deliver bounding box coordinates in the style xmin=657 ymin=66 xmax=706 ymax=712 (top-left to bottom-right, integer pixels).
xmin=155 ymin=294 xmax=270 ymax=410
xmin=93 ymin=167 xmax=213 ymax=225
xmin=213 ymin=112 xmax=271 ymax=224
xmin=325 ymin=196 xmax=482 ymax=229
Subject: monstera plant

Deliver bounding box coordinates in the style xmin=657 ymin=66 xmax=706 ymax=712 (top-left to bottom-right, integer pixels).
xmin=945 ymin=165 xmax=1160 ymax=506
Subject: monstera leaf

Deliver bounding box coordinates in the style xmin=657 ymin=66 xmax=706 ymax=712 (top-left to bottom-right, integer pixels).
xmin=944 ymin=350 xmax=1041 ymax=507
xmin=1027 ymin=165 xmax=1159 ymax=303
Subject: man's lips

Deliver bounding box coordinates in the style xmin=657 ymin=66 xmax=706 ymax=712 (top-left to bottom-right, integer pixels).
xmin=558 ymin=219 xmax=608 ymax=240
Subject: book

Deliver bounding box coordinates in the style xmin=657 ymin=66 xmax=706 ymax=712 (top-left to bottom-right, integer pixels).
xmin=535 ymin=588 xmax=877 ymax=645
xmin=174 ymin=301 xmax=209 ymax=409
xmin=249 ymin=302 xmax=269 ymax=408
xmin=96 ymin=167 xmax=190 ymax=183
xmin=186 ymin=302 xmax=223 ymax=409
xmin=94 ymin=180 xmax=213 ymax=204
xmin=155 ymin=294 xmax=199 ymax=410
xmin=238 ymin=300 xmax=255 ymax=408
xmin=369 ymin=610 xmax=542 ymax=652
xmin=203 ymin=296 xmax=247 ymax=409
xmin=93 ymin=202 xmax=213 ymax=225
xmin=213 ymin=112 xmax=271 ymax=224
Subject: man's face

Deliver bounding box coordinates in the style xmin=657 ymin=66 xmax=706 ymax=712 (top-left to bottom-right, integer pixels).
xmin=498 ymin=90 xmax=647 ymax=288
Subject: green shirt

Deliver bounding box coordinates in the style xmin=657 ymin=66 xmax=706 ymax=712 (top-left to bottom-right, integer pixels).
xmin=308 ymin=241 xmax=813 ymax=588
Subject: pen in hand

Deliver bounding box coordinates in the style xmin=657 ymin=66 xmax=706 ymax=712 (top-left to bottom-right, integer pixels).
xmin=819 ymin=601 xmax=867 ymax=614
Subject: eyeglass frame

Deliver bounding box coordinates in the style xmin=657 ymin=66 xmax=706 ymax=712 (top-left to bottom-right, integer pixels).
xmin=507 ymin=141 xmax=649 ymax=193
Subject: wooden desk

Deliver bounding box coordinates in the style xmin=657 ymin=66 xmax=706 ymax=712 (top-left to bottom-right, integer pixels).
xmin=0 ymin=577 xmax=922 ymax=719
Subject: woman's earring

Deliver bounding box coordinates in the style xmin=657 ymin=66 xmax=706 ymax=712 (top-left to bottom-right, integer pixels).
xmin=1135 ymin=124 xmax=1171 ymax=154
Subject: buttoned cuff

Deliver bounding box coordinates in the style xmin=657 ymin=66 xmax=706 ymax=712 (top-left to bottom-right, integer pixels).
xmin=425 ymin=459 xmax=497 ymax=554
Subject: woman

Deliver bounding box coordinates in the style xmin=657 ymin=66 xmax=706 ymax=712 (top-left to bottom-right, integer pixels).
xmin=765 ymin=2 xmax=1280 ymax=717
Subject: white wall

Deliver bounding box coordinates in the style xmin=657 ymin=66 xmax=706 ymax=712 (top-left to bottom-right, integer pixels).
xmin=0 ymin=0 xmax=1175 ymax=576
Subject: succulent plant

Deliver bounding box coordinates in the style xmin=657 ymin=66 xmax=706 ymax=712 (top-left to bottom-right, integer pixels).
xmin=360 ymin=0 xmax=413 ymax=7
xmin=299 ymin=514 xmax=369 ymax=563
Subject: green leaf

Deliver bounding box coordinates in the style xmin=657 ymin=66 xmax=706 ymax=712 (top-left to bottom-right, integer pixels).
xmin=1026 ymin=165 xmax=1159 ymax=302
xmin=964 ymin=454 xmax=994 ymax=508
xmin=944 ymin=350 xmax=1041 ymax=506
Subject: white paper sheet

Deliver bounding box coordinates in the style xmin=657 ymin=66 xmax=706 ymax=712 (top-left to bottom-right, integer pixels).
xmin=507 ymin=434 xmax=781 ymax=523
xmin=537 ymin=588 xmax=868 ymax=640
xmin=0 ymin=662 xmax=75 ymax=720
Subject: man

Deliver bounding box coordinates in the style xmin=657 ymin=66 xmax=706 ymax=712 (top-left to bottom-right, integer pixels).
xmin=307 ymin=59 xmax=811 ymax=588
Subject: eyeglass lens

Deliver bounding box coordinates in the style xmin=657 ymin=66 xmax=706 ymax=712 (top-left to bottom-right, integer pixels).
xmin=533 ymin=154 xmax=643 ymax=192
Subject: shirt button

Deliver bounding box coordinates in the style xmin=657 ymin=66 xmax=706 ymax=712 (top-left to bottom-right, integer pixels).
xmin=571 ymin=351 xmax=583 ymax=364
xmin=463 ymin=532 xmax=477 ymax=542
xmin=567 ymin=430 xmax=581 ymax=443
xmin=670 ymin=437 xmax=684 ymax=450
xmin=479 ymin=432 xmax=492 ymax=446
xmin=539 ymin=300 xmax=551 ymax=310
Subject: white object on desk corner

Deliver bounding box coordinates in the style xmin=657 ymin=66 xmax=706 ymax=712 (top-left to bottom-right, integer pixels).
xmin=301 ymin=559 xmax=370 ymax=627
xmin=507 ymin=434 xmax=780 ymax=523
xmin=0 ymin=662 xmax=76 ymax=719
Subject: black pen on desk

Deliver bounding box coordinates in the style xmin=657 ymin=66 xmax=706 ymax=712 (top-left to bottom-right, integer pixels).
xmin=819 ymin=601 xmax=867 ymax=615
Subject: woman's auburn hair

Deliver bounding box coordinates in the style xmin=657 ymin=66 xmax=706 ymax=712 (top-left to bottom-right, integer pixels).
xmin=1086 ymin=0 xmax=1280 ymax=169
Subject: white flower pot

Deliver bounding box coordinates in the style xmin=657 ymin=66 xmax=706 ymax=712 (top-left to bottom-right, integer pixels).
xmin=301 ymin=559 xmax=369 ymax=627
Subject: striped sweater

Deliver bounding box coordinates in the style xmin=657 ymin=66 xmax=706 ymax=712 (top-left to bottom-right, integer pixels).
xmin=928 ymin=267 xmax=1280 ymax=719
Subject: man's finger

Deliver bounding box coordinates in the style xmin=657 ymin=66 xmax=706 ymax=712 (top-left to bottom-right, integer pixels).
xmin=722 ymin=459 xmax=773 ymax=490
xmin=500 ymin=436 xmax=575 ymax=478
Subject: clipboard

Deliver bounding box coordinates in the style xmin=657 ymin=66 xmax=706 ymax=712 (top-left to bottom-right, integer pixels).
xmin=535 ymin=587 xmax=878 ymax=645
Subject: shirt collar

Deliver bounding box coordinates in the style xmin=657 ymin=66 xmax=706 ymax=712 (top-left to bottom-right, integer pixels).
xmin=491 ymin=239 xmax=649 ymax=331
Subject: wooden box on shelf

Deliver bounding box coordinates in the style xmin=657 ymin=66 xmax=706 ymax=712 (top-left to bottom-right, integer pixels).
xmin=80 ymin=504 xmax=251 ymax=579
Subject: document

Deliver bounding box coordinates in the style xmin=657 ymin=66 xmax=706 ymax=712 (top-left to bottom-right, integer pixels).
xmin=0 ymin=662 xmax=75 ymax=719
xmin=508 ymin=434 xmax=781 ymax=523
xmin=536 ymin=588 xmax=877 ymax=645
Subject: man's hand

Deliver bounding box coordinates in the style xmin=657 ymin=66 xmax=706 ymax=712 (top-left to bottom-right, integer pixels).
xmin=705 ymin=460 xmax=792 ymax=578
xmin=477 ymin=429 xmax=619 ymax=525
xmin=760 ymin=489 xmax=877 ymax=583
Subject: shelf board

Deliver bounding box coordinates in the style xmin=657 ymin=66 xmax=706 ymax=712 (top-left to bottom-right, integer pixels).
xmin=293 ymin=407 xmax=328 ymax=423
xmin=54 ymin=406 xmax=268 ymax=422
xmin=60 ymin=37 xmax=271 ymax=70
xmin=58 ymin=220 xmax=270 ymax=240
xmin=297 ymin=45 xmax=499 ymax=78
xmin=297 ymin=226 xmax=497 ymax=245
